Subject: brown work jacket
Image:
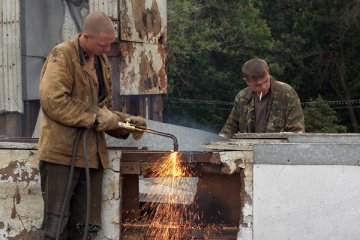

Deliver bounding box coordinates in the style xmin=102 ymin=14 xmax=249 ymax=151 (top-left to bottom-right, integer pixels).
xmin=38 ymin=34 xmax=126 ymax=169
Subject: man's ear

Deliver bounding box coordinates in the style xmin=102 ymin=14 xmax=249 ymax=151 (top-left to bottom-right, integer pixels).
xmin=83 ymin=32 xmax=90 ymax=40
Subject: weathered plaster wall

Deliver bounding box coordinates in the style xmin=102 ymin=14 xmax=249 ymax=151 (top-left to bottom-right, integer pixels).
xmin=5 ymin=133 xmax=358 ymax=239
xmin=0 ymin=143 xmax=121 ymax=240
xmin=0 ymin=148 xmax=41 ymax=239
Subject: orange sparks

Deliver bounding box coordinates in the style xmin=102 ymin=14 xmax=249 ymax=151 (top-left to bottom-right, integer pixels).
xmin=152 ymin=152 xmax=184 ymax=178
xmin=122 ymin=152 xmax=226 ymax=239
xmin=135 ymin=152 xmax=199 ymax=239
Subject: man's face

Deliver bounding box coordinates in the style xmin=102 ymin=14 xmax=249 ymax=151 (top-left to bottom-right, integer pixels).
xmin=84 ymin=32 xmax=115 ymax=55
xmin=244 ymin=74 xmax=271 ymax=96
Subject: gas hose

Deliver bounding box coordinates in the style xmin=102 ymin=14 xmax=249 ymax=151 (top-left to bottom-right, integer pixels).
xmin=56 ymin=128 xmax=91 ymax=240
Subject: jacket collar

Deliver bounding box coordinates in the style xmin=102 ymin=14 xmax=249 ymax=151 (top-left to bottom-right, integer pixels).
xmin=75 ymin=34 xmax=86 ymax=66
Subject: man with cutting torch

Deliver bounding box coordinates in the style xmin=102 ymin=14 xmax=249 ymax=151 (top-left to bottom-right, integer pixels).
xmin=38 ymin=11 xmax=146 ymax=239
xmin=219 ymin=58 xmax=305 ymax=137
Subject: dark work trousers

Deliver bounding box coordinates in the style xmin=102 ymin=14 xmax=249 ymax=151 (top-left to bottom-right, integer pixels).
xmin=39 ymin=160 xmax=103 ymax=240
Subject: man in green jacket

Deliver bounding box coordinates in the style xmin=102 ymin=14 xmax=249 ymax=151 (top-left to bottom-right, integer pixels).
xmin=219 ymin=58 xmax=305 ymax=137
xmin=38 ymin=12 xmax=146 ymax=239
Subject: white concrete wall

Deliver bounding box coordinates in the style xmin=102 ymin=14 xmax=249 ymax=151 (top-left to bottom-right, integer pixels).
xmin=253 ymin=165 xmax=360 ymax=240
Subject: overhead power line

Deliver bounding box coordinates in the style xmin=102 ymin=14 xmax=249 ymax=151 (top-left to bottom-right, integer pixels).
xmin=167 ymin=98 xmax=233 ymax=106
xmin=166 ymin=97 xmax=360 ymax=108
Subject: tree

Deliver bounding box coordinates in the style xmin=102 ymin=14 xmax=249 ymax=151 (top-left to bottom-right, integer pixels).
xmin=303 ymin=95 xmax=347 ymax=133
xmin=255 ymin=0 xmax=360 ymax=132
xmin=165 ymin=0 xmax=276 ymax=132
xmin=165 ymin=0 xmax=360 ymax=132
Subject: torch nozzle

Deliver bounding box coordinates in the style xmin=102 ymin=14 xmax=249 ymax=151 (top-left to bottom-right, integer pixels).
xmin=118 ymin=121 xmax=179 ymax=152
xmin=118 ymin=121 xmax=137 ymax=131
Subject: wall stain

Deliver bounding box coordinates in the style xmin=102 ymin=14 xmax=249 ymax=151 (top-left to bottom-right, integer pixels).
xmin=0 ymin=160 xmax=39 ymax=185
xmin=131 ymin=0 xmax=162 ymax=41
xmin=139 ymin=50 xmax=158 ymax=92
xmin=156 ymin=44 xmax=167 ymax=90
xmin=120 ymin=0 xmax=133 ymax=40
xmin=10 ymin=186 xmax=21 ymax=219
xmin=6 ymin=229 xmax=42 ymax=240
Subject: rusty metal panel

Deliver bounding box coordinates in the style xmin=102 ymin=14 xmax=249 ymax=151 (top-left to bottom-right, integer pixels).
xmin=89 ymin=0 xmax=120 ymax=41
xmin=121 ymin=174 xmax=140 ymax=222
xmin=119 ymin=42 xmax=167 ymax=95
xmin=119 ymin=0 xmax=167 ymax=44
xmin=0 ymin=0 xmax=23 ymax=113
xmin=120 ymin=150 xmax=244 ymax=240
xmin=89 ymin=0 xmax=119 ymax=20
xmin=120 ymin=151 xmax=216 ymax=163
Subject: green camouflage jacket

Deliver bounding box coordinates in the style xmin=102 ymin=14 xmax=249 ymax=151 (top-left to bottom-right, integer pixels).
xmin=220 ymin=78 xmax=305 ymax=137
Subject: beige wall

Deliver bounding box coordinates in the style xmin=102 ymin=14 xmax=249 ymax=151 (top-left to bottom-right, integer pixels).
xmin=0 ymin=143 xmax=121 ymax=239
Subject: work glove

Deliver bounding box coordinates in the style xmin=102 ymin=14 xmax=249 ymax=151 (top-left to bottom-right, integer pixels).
xmin=113 ymin=111 xmax=129 ymax=122
xmin=126 ymin=116 xmax=147 ymax=140
xmin=219 ymin=132 xmax=231 ymax=138
xmin=94 ymin=106 xmax=120 ymax=132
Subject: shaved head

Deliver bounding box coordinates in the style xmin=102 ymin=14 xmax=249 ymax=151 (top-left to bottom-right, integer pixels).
xmin=83 ymin=11 xmax=115 ymax=36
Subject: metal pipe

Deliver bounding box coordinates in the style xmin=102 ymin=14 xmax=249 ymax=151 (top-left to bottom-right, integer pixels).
xmin=119 ymin=121 xmax=179 ymax=152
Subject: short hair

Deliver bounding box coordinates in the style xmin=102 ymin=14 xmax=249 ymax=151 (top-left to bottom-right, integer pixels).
xmin=83 ymin=11 xmax=115 ymax=36
xmin=242 ymin=58 xmax=269 ymax=81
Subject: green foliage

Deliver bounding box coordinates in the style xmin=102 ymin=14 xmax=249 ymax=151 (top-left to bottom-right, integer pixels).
xmin=255 ymin=0 xmax=360 ymax=131
xmin=165 ymin=0 xmax=360 ymax=132
xmin=166 ymin=0 xmax=276 ymax=132
xmin=303 ymin=96 xmax=347 ymax=133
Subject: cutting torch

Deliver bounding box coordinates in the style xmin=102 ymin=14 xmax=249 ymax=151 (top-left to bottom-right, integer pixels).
xmin=119 ymin=120 xmax=179 ymax=152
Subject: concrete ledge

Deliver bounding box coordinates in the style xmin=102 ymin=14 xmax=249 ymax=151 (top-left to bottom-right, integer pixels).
xmin=253 ymin=143 xmax=360 ymax=165
xmin=288 ymin=134 xmax=360 ymax=143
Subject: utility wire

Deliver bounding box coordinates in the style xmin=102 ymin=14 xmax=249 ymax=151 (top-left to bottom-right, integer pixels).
xmin=166 ymin=97 xmax=360 ymax=108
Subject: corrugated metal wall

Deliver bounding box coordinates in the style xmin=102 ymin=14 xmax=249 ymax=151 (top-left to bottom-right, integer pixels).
xmin=0 ymin=0 xmax=166 ymax=135
xmin=89 ymin=0 xmax=119 ymax=19
xmin=0 ymin=0 xmax=23 ymax=113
